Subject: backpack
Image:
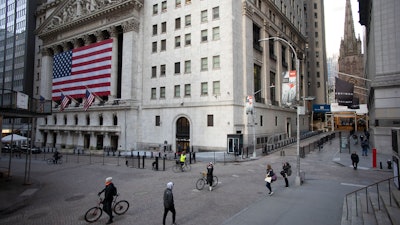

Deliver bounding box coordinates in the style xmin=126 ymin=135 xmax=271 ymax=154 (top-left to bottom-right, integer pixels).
xmin=271 ymin=171 xmax=277 ymax=182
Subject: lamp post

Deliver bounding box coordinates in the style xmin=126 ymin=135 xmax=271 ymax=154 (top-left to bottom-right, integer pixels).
xmin=259 ymin=37 xmax=302 ymax=186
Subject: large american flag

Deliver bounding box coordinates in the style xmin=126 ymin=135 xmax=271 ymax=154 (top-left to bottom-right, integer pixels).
xmin=83 ymin=89 xmax=95 ymax=111
xmin=52 ymin=39 xmax=113 ymax=101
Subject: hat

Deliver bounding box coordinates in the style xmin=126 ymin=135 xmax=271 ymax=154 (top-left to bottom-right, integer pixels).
xmin=105 ymin=177 xmax=112 ymax=182
xmin=167 ymin=182 xmax=174 ymax=189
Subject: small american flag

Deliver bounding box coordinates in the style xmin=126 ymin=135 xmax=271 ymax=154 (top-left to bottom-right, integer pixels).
xmin=60 ymin=93 xmax=70 ymax=111
xmin=52 ymin=39 xmax=113 ymax=101
xmin=84 ymin=89 xmax=95 ymax=111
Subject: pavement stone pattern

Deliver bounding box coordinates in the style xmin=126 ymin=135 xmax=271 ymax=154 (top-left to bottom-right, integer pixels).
xmin=0 ymin=132 xmax=394 ymax=225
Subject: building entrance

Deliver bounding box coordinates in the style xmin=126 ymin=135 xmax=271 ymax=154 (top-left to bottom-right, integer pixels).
xmin=176 ymin=117 xmax=190 ymax=153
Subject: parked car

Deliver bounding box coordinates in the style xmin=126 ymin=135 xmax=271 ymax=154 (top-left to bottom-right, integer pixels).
xmin=1 ymin=144 xmax=11 ymax=153
xmin=20 ymin=145 xmax=42 ymax=154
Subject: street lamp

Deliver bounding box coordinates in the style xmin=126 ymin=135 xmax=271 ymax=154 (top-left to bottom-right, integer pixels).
xmin=259 ymin=37 xmax=302 ymax=186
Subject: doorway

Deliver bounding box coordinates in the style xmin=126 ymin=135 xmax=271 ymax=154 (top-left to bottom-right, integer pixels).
xmin=176 ymin=117 xmax=190 ymax=153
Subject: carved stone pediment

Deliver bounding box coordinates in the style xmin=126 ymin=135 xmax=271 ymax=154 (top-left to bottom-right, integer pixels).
xmin=37 ymin=0 xmax=143 ymax=38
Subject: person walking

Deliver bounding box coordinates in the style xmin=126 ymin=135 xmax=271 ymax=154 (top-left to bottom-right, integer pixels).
xmin=265 ymin=164 xmax=275 ymax=196
xmin=351 ymin=151 xmax=360 ymax=170
xmin=361 ymin=139 xmax=369 ymax=156
xmin=98 ymin=177 xmax=117 ymax=224
xmin=163 ymin=182 xmax=176 ymax=225
xmin=207 ymin=162 xmax=214 ymax=191
xmin=280 ymin=162 xmax=291 ymax=187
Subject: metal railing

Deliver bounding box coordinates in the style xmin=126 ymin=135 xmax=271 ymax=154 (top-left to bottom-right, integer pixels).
xmin=345 ymin=176 xmax=398 ymax=220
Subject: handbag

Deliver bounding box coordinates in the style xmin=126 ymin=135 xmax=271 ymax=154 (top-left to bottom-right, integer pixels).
xmin=265 ymin=176 xmax=272 ymax=183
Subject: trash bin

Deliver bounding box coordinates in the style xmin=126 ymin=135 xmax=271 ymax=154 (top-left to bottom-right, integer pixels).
xmin=387 ymin=160 xmax=392 ymax=169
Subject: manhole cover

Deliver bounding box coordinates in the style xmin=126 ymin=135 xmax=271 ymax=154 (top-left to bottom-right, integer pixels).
xmin=28 ymin=211 xmax=48 ymax=219
xmin=65 ymin=194 xmax=85 ymax=202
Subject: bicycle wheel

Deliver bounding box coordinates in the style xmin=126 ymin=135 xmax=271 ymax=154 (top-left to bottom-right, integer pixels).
xmin=46 ymin=158 xmax=54 ymax=165
xmin=57 ymin=158 xmax=63 ymax=164
xmin=212 ymin=176 xmax=218 ymax=187
xmin=172 ymin=165 xmax=180 ymax=173
xmin=114 ymin=200 xmax=129 ymax=215
xmin=84 ymin=207 xmax=102 ymax=223
xmin=184 ymin=164 xmax=191 ymax=172
xmin=196 ymin=178 xmax=205 ymax=190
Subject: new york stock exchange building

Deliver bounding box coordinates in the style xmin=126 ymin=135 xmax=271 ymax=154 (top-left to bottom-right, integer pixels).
xmin=35 ymin=0 xmax=308 ymax=154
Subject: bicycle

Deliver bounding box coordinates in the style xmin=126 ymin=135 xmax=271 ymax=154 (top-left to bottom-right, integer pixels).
xmin=196 ymin=172 xmax=218 ymax=190
xmin=172 ymin=160 xmax=191 ymax=172
xmin=46 ymin=157 xmax=63 ymax=165
xmin=84 ymin=193 xmax=129 ymax=223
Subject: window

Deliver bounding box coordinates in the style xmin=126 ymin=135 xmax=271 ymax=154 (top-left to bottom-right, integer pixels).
xmin=185 ymin=15 xmax=191 ymax=26
xmin=184 ymin=84 xmax=191 ymax=96
xmin=207 ymin=115 xmax=214 ymax=127
xmin=152 ymin=24 xmax=157 ymax=35
xmin=316 ymin=72 xmax=320 ymax=78
xmin=316 ymin=51 xmax=319 ymax=58
xmin=201 ymin=57 xmax=208 ymax=71
xmin=201 ymin=10 xmax=207 ymax=22
xmin=151 ymin=88 xmax=156 ymax=99
xmin=174 ymin=85 xmax=180 ymax=97
xmin=175 ymin=62 xmax=181 ymax=74
xmin=113 ymin=115 xmax=118 ymax=125
xmin=253 ymin=24 xmax=261 ymax=51
xmin=161 ymin=22 xmax=166 ymax=33
xmin=213 ymin=55 xmax=220 ymax=69
xmin=201 ymin=29 xmax=208 ymax=42
xmin=160 ymin=87 xmax=166 ymax=98
xmin=213 ymin=81 xmax=220 ymax=95
xmin=269 ymin=39 xmax=276 ymax=60
xmin=314 ymin=12 xmax=318 ymax=18
xmin=212 ymin=7 xmax=219 ymax=20
xmin=175 ymin=0 xmax=181 ymax=7
xmin=153 ymin=4 xmax=158 ymax=15
xmin=316 ymin=61 xmax=320 ymax=67
xmin=152 ymin=66 xmax=157 ymax=78
xmin=260 ymin=115 xmax=263 ymax=126
xmin=99 ymin=114 xmax=103 ymax=126
xmin=160 ymin=64 xmax=166 ymax=76
xmin=86 ymin=115 xmax=90 ymax=125
xmin=212 ymin=27 xmax=220 ymax=40
xmin=184 ymin=60 xmax=191 ymax=73
xmin=161 ymin=39 xmax=166 ymax=51
xmin=314 ymin=21 xmax=318 ymax=28
xmin=317 ymin=82 xmax=321 ymax=88
xmin=185 ymin=33 xmax=191 ymax=46
xmin=275 ymin=116 xmax=278 ymax=126
xmin=314 ymin=3 xmax=317 ymax=9
xmin=152 ymin=42 xmax=157 ymax=53
xmin=201 ymin=82 xmax=208 ymax=95
xmin=161 ymin=1 xmax=167 ymax=12
xmin=175 ymin=36 xmax=181 ymax=48
xmin=175 ymin=18 xmax=181 ymax=30
xmin=156 ymin=116 xmax=161 ymax=126
xmin=64 ymin=115 xmax=67 ymax=125
xmin=254 ymin=64 xmax=261 ymax=102
xmin=185 ymin=0 xmax=191 ymax=4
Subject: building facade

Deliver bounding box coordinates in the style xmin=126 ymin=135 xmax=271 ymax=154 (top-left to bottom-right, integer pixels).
xmin=34 ymin=0 xmax=309 ymax=153
xmin=304 ymin=0 xmax=327 ymax=105
xmin=359 ymin=0 xmax=400 ymax=155
xmin=0 ymin=0 xmax=42 ymax=136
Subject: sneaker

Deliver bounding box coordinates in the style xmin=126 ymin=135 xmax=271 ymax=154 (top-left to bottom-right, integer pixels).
xmin=269 ymin=192 xmax=274 ymax=196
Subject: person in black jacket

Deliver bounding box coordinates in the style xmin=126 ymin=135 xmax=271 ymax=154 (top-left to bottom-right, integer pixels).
xmin=280 ymin=162 xmax=291 ymax=187
xmin=163 ymin=182 xmax=176 ymax=225
xmin=351 ymin=152 xmax=360 ymax=170
xmin=98 ymin=177 xmax=117 ymax=224
xmin=207 ymin=162 xmax=214 ymax=191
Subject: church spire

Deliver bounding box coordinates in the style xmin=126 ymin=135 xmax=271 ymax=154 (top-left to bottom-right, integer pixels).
xmin=343 ymin=0 xmax=356 ymax=43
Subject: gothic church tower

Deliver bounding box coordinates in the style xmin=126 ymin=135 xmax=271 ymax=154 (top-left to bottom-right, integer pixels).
xmin=338 ymin=0 xmax=365 ymax=104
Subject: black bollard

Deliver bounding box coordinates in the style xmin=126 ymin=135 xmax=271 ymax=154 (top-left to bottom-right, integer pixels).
xmin=142 ymin=154 xmax=145 ymax=169
xmin=387 ymin=160 xmax=392 ymax=169
xmin=154 ymin=157 xmax=159 ymax=170
xmin=163 ymin=157 xmax=166 ymax=171
xmin=137 ymin=152 xmax=140 ymax=168
xmin=380 ymin=162 xmax=383 ymax=169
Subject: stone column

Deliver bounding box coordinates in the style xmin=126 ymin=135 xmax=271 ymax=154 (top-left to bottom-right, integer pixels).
xmin=40 ymin=48 xmax=54 ymax=100
xmin=108 ymin=26 xmax=119 ymax=99
xmin=120 ymin=20 xmax=140 ymax=99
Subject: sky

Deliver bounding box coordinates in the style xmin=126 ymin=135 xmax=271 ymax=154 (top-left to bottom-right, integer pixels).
xmin=324 ymin=0 xmax=364 ymax=58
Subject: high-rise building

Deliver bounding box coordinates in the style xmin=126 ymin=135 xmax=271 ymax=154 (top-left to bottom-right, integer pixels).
xmin=34 ymin=0 xmax=309 ymax=153
xmin=304 ymin=0 xmax=328 ymax=105
xmin=0 ymin=0 xmax=46 ymax=137
xmin=338 ymin=0 xmax=365 ymax=105
xmin=359 ymin=0 xmax=400 ymax=155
